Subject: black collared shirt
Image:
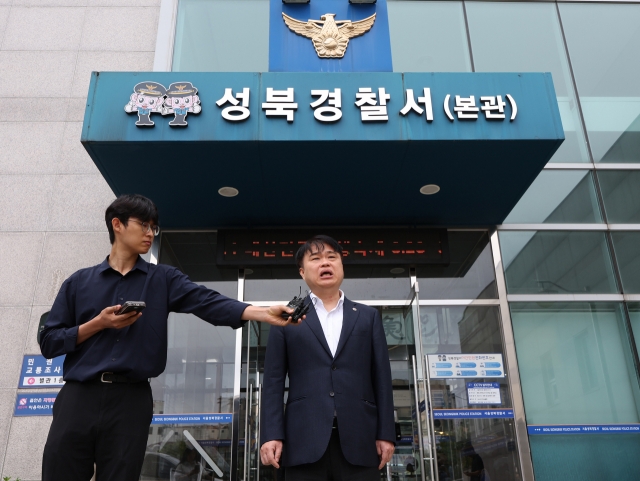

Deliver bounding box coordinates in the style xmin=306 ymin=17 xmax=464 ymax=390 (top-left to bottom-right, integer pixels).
xmin=40 ymin=256 xmax=249 ymax=382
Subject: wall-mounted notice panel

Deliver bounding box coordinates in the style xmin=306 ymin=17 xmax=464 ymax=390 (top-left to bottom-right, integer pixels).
xmin=427 ymin=353 xmax=505 ymax=379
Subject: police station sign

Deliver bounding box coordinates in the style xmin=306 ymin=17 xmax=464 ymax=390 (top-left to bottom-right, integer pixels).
xmin=82 ymin=71 xmax=563 ymax=229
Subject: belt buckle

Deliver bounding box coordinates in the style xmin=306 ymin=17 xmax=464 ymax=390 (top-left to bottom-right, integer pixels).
xmin=101 ymin=372 xmax=113 ymax=383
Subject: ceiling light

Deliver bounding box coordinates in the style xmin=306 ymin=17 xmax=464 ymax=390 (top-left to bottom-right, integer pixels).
xmin=218 ymin=187 xmax=239 ymax=197
xmin=390 ymin=267 xmax=405 ymax=274
xmin=420 ymin=184 xmax=440 ymax=195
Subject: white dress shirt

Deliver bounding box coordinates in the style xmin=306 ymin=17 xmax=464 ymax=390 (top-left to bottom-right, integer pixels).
xmin=310 ymin=291 xmax=344 ymax=357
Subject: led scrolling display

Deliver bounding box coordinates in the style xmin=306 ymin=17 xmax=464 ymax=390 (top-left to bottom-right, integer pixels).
xmin=216 ymin=229 xmax=449 ymax=266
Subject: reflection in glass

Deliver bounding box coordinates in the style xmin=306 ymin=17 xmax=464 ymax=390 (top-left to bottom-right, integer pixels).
xmin=419 ymin=306 xmax=521 ymax=481
xmin=465 ymin=2 xmax=589 ymax=163
xmin=417 ymin=231 xmax=497 ymax=300
xmin=145 ymin=310 xmax=236 ymax=481
xmin=503 ymin=170 xmax=602 ymax=224
xmin=147 ymin=232 xmax=240 ymax=481
xmin=388 ymin=1 xmax=471 ymax=72
xmin=611 ymin=233 xmax=640 ymax=293
xmin=173 ymin=0 xmax=269 ymax=72
xmin=629 ymin=303 xmax=640 ymax=353
xmin=597 ymin=170 xmax=640 ymax=223
xmin=529 ymin=434 xmax=640 ymax=481
xmin=499 ymin=231 xmax=618 ymax=294
xmin=511 ymin=303 xmax=640 ymax=425
xmin=559 ymin=4 xmax=640 ymax=163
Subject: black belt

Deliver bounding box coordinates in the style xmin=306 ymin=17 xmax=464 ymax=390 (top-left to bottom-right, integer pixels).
xmin=90 ymin=372 xmax=147 ymax=384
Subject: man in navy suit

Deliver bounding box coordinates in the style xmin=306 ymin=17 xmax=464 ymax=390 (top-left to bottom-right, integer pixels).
xmin=260 ymin=235 xmax=395 ymax=481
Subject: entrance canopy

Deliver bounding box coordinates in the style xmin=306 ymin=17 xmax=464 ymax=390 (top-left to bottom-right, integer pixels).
xmin=82 ymin=72 xmax=563 ymax=229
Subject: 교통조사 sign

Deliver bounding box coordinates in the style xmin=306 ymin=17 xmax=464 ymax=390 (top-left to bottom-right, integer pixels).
xmin=18 ymin=355 xmax=65 ymax=388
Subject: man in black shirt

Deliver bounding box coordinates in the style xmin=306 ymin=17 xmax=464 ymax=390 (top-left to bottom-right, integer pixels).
xmin=40 ymin=194 xmax=298 ymax=481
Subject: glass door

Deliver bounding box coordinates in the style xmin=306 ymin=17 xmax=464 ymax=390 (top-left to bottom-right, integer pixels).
xmin=389 ymin=282 xmax=437 ymax=481
xmin=419 ymin=306 xmax=523 ymax=481
xmin=241 ymin=297 xmax=431 ymax=481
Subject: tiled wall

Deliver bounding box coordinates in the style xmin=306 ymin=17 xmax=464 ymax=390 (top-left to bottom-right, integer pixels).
xmin=0 ymin=1 xmax=160 ymax=478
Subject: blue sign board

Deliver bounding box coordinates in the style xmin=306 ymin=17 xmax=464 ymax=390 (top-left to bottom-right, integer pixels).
xmin=18 ymin=355 xmax=64 ymax=388
xmin=14 ymin=392 xmax=57 ymax=417
xmin=528 ymin=424 xmax=640 ymax=435
xmin=270 ymin=0 xmax=392 ymax=72
xmin=83 ymin=71 xmax=563 ymax=229
xmin=433 ymin=409 xmax=514 ymax=419
xmin=151 ymin=413 xmax=232 ymax=425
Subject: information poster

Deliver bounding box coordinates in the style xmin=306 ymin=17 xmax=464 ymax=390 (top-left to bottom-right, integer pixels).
xmin=19 ymin=355 xmax=65 ymax=388
xmin=14 ymin=392 xmax=58 ymax=416
xmin=427 ymin=354 xmax=505 ymax=379
xmin=467 ymin=382 xmax=502 ymax=405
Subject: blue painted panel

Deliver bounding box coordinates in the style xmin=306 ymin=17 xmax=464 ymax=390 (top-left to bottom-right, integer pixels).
xmin=269 ymin=0 xmax=392 ymax=72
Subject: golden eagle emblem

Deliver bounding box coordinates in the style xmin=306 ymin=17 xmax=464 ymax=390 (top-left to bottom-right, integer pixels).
xmin=282 ymin=12 xmax=376 ymax=58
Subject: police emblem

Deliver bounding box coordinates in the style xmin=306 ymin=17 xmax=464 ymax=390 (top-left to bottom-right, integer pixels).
xmin=282 ymin=12 xmax=376 ymax=58
xmin=124 ymin=82 xmax=167 ymax=126
xmin=162 ymin=82 xmax=201 ymax=127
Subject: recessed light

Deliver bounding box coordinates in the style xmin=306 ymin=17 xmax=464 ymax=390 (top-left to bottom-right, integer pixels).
xmin=390 ymin=267 xmax=405 ymax=274
xmin=218 ymin=186 xmax=239 ymax=197
xmin=420 ymin=184 xmax=440 ymax=195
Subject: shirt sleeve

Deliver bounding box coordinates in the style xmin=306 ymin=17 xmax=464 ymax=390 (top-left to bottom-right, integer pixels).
xmin=167 ymin=267 xmax=249 ymax=329
xmin=39 ymin=275 xmax=80 ymax=359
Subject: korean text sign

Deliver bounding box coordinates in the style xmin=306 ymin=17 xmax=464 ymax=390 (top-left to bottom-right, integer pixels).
xmin=19 ymin=355 xmax=65 ymax=388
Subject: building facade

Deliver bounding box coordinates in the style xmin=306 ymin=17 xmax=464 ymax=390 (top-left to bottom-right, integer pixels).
xmin=0 ymin=1 xmax=639 ymax=481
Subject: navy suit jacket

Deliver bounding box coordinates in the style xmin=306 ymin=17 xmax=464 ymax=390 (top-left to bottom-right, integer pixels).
xmin=260 ymin=296 xmax=395 ymax=467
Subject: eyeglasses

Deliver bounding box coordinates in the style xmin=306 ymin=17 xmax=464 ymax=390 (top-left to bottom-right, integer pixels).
xmin=130 ymin=219 xmax=160 ymax=236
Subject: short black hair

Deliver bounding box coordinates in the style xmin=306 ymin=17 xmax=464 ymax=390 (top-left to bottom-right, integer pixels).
xmin=105 ymin=194 xmax=159 ymax=244
xmin=295 ymin=235 xmax=343 ymax=268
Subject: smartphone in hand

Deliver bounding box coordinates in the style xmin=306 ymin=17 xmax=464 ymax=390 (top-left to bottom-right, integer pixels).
xmin=115 ymin=301 xmax=146 ymax=315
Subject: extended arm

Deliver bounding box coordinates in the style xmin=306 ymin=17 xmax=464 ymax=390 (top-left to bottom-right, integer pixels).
xmin=168 ymin=268 xmax=296 ymax=327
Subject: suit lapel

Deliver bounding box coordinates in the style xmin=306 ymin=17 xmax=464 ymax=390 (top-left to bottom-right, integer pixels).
xmin=334 ymin=298 xmax=359 ymax=360
xmin=303 ymin=296 xmax=333 ymax=358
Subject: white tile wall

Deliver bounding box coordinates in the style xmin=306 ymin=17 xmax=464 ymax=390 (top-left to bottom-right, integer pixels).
xmin=0 ymin=0 xmax=160 ymax=475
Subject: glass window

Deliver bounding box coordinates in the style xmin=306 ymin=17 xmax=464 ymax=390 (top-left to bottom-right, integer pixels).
xmin=511 ymin=302 xmax=640 ymax=424
xmin=529 ymin=434 xmax=640 ymax=481
xmin=503 ymin=170 xmax=602 ymax=224
xmin=466 ymin=2 xmax=589 ymax=163
xmin=173 ymin=0 xmax=269 ymax=72
xmin=387 ymin=1 xmax=471 ymax=72
xmin=559 ymin=4 xmax=640 ymax=163
xmin=629 ymin=303 xmax=640 ymax=352
xmin=596 ymin=170 xmax=640 ymax=224
xmin=611 ymin=233 xmax=640 ymax=294
xmin=417 ymin=231 xmax=497 ymax=299
xmin=499 ymin=231 xmax=618 ymax=294
xmin=145 ymin=232 xmax=240 ymax=479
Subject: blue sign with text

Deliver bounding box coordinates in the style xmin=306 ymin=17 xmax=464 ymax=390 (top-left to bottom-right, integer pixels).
xmin=433 ymin=409 xmax=514 ymax=419
xmin=18 ymin=355 xmax=65 ymax=388
xmin=14 ymin=392 xmax=57 ymax=416
xmin=151 ymin=413 xmax=232 ymax=425
xmin=528 ymin=424 xmax=640 ymax=435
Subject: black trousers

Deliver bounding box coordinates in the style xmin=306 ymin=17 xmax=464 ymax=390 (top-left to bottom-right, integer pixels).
xmin=285 ymin=424 xmax=380 ymax=481
xmin=42 ymin=380 xmax=153 ymax=481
